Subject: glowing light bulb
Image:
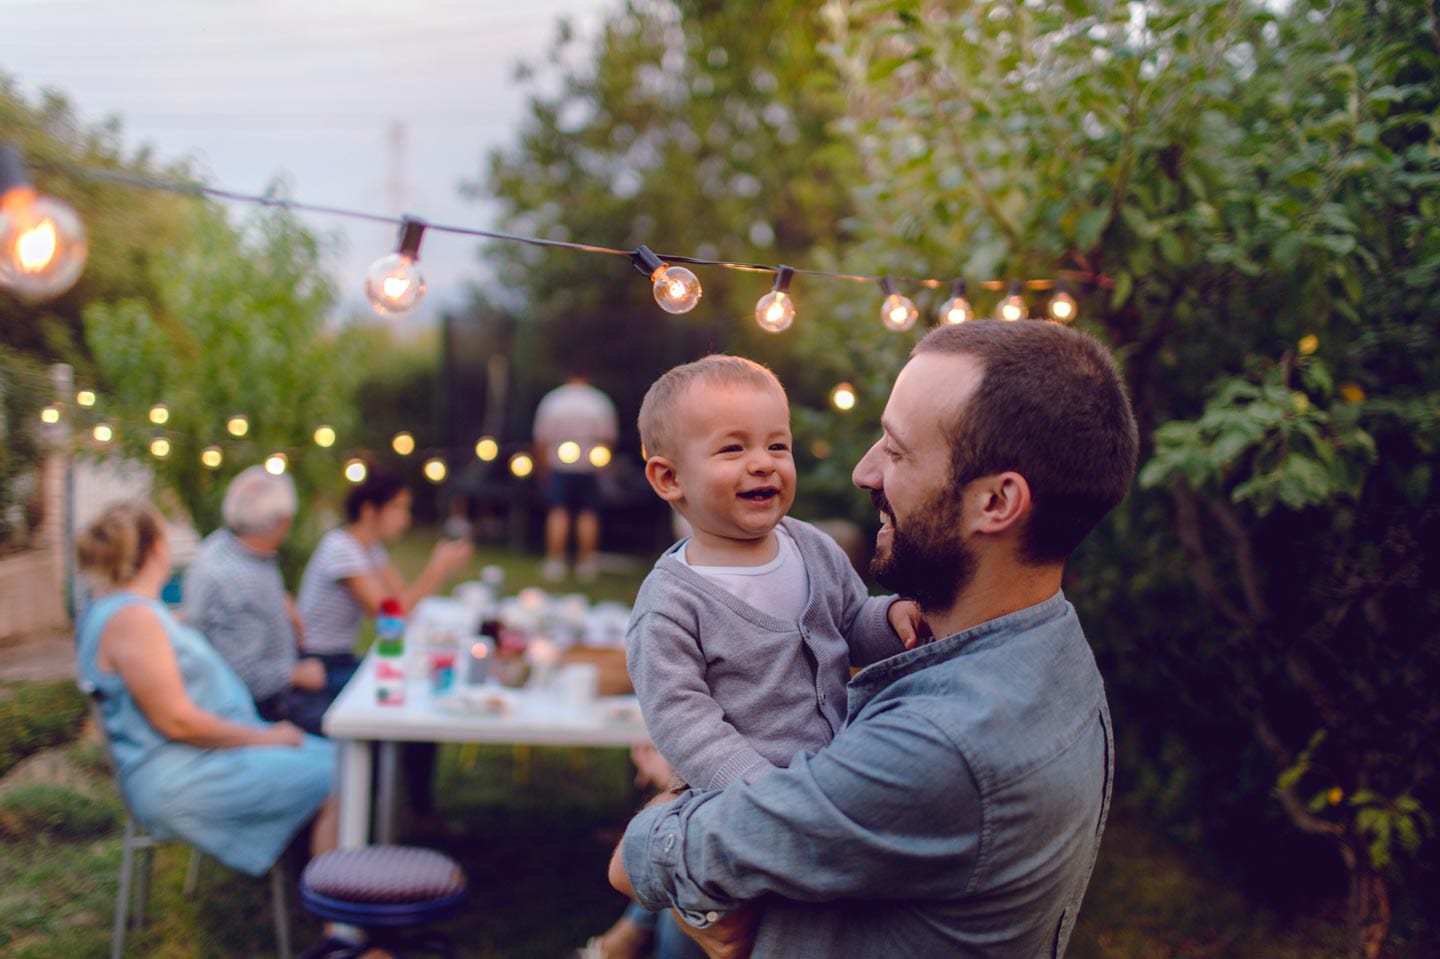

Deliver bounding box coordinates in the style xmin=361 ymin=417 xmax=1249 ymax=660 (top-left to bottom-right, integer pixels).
xmin=588 ymin=445 xmax=612 ymax=468
xmin=39 ymin=405 xmax=60 ymax=424
xmin=996 ymin=282 xmax=1028 ymax=322
xmin=474 ymin=437 xmax=499 ymax=461
xmin=76 ymin=390 xmax=96 ymax=408
xmin=313 ymin=425 xmax=336 ymax=448
xmin=0 ymin=147 xmax=88 ymax=302
xmin=364 ymin=218 xmax=427 ymax=316
xmin=227 ymin=415 xmax=249 ymax=437
xmin=654 ymin=266 xmax=701 ymax=313
xmin=149 ymin=437 xmax=171 ymax=459
xmin=755 ymin=265 xmax=796 ymax=333
xmin=509 ymin=452 xmax=534 ymax=478
xmin=264 ymin=453 xmax=288 ymax=475
xmin=1048 ymin=288 xmax=1077 ymax=323
xmin=634 ymin=244 xmax=702 ymax=314
xmin=201 ymin=446 xmax=223 ymax=469
xmin=391 ymin=432 xmax=415 ymax=456
xmin=92 ymin=423 xmax=113 ymax=443
xmin=878 ymin=277 xmax=918 ymax=331
xmin=149 ymin=404 xmax=169 ymax=425
xmin=939 ymin=279 xmax=974 ymax=325
xmin=344 ymin=459 xmax=368 ymax=483
xmin=423 ymin=457 xmax=448 ymax=483
xmin=830 ymin=382 xmax=857 ymax=412
xmin=557 ymin=441 xmax=581 ymax=465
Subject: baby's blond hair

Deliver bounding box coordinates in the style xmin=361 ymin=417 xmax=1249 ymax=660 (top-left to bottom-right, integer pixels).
xmin=638 ymin=354 xmax=786 ymax=459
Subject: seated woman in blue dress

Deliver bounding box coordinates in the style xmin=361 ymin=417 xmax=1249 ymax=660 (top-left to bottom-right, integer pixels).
xmin=75 ymin=500 xmax=339 ymax=877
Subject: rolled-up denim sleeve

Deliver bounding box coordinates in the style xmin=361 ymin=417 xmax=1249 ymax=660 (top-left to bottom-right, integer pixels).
xmin=620 ymin=703 xmax=982 ymax=923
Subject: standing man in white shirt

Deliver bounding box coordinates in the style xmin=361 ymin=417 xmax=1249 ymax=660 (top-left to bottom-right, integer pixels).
xmin=533 ymin=371 xmax=619 ymax=582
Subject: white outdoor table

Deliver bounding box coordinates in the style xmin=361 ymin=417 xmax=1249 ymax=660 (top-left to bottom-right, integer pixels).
xmin=323 ymin=651 xmax=647 ymax=848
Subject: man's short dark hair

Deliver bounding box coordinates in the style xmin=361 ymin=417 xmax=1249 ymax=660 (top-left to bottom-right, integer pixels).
xmin=913 ymin=321 xmax=1138 ymax=564
xmin=344 ymin=468 xmax=409 ymax=523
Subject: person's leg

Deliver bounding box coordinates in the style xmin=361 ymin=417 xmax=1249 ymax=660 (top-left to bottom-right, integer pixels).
xmin=652 ymin=910 xmax=707 ymax=959
xmin=580 ymin=902 xmax=656 ymax=959
xmin=544 ymin=506 xmax=571 ymax=580
xmin=310 ymin=796 xmax=339 ymax=858
xmin=574 ymin=509 xmax=601 ymax=581
xmin=402 ymin=742 xmax=438 ymax=819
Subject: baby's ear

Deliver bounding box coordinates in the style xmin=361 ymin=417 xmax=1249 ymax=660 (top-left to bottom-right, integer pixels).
xmin=645 ymin=456 xmax=684 ymax=502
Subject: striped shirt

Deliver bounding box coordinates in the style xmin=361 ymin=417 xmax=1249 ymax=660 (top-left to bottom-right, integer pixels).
xmin=296 ymin=528 xmax=388 ymax=656
xmin=180 ymin=528 xmax=297 ymax=701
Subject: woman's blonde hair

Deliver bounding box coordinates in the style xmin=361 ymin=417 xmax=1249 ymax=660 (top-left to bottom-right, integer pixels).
xmin=75 ymin=500 xmax=164 ymax=588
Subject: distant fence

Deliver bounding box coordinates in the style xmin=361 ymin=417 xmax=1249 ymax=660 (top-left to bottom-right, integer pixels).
xmin=0 ymin=547 xmax=67 ymax=638
xmin=0 ymin=455 xmax=68 ymax=640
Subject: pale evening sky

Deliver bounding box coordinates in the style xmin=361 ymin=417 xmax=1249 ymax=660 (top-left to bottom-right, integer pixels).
xmin=2 ymin=0 xmax=612 ymax=325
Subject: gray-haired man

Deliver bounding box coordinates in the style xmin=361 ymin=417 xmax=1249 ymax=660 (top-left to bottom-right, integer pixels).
xmin=182 ymin=465 xmax=325 ymax=721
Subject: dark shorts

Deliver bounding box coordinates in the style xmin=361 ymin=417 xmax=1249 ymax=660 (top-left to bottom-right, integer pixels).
xmin=545 ymin=472 xmax=602 ymax=512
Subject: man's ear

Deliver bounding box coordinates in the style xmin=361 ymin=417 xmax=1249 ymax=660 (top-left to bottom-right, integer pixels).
xmin=970 ymin=471 xmax=1031 ymax=536
xmin=645 ymin=456 xmax=684 ymax=503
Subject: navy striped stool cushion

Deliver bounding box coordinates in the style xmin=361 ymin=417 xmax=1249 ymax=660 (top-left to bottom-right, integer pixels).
xmin=302 ymin=846 xmax=466 ymax=905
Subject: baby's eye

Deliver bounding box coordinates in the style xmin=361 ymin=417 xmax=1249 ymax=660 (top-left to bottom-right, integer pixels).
xmin=718 ymin=444 xmax=742 ymax=454
xmin=769 ymin=443 xmax=791 ymax=453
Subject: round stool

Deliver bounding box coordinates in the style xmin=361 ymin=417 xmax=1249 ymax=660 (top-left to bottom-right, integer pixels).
xmin=299 ymin=845 xmax=467 ymax=958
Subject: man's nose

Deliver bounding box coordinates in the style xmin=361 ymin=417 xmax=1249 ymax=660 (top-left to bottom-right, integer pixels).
xmin=852 ymin=442 xmax=881 ymax=490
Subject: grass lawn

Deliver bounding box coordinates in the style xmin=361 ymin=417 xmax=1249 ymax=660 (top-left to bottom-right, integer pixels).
xmin=0 ymin=530 xmax=1349 ymax=957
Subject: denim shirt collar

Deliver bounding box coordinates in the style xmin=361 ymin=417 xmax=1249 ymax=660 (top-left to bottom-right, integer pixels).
xmin=846 ymin=589 xmax=1071 ymax=724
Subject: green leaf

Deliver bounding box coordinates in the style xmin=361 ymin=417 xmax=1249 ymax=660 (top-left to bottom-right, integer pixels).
xmin=1075 ymin=207 xmax=1109 ymax=250
xmin=1110 ymin=271 xmax=1134 ymax=309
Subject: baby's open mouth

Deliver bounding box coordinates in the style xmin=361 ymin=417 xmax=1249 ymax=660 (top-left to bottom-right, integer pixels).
xmin=738 ymin=488 xmax=779 ymax=502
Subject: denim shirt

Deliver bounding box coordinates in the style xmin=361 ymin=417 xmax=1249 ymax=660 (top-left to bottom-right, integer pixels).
xmin=622 ymin=590 xmax=1112 ymax=959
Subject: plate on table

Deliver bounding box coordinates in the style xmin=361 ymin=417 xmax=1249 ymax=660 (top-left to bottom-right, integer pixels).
xmin=434 ymin=686 xmax=518 ymax=716
xmin=597 ymin=695 xmax=644 ymax=725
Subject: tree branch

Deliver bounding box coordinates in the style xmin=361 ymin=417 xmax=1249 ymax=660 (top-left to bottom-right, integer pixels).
xmin=1171 ymin=481 xmax=1252 ymax=629
xmin=927 ymin=86 xmax=1024 ymax=249
xmin=1204 ymin=495 xmax=1272 ymax=624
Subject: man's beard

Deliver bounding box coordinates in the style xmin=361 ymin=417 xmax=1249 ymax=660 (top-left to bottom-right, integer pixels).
xmin=870 ymin=488 xmax=975 ymax=616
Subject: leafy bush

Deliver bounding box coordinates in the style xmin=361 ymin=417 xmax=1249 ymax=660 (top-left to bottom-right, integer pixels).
xmin=0 ymin=681 xmax=88 ymax=779
xmin=0 ymin=782 xmax=119 ymax=841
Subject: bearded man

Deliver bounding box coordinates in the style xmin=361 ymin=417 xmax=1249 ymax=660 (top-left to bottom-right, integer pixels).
xmin=609 ymin=320 xmax=1139 ymax=959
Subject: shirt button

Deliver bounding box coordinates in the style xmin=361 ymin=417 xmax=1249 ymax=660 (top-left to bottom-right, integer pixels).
xmin=706 ymin=911 xmax=720 ymax=923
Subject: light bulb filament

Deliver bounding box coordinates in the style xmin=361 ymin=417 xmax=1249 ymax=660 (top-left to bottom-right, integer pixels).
xmin=382 ymin=272 xmax=411 ymax=298
xmin=17 ymin=220 xmax=57 ymax=272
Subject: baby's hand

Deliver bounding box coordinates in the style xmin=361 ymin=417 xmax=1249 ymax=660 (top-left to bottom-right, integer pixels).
xmin=888 ymin=599 xmax=930 ymax=650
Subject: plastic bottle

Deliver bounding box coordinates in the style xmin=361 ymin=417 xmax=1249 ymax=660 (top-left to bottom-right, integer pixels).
xmin=374 ymin=597 xmax=406 ymax=706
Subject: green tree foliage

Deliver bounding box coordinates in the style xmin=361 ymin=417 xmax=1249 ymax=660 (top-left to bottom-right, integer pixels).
xmin=472 ymin=0 xmax=862 ymax=471
xmin=823 ymin=0 xmax=1439 ymax=952
xmin=1 ymin=78 xmax=197 ymax=548
xmin=0 ymin=75 xmax=196 ymax=366
xmin=82 ymin=198 xmax=359 ymax=548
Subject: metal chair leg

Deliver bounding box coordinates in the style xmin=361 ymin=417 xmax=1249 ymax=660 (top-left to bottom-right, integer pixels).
xmin=111 ymin=818 xmax=137 ymax=959
xmin=183 ymin=848 xmax=203 ymax=896
xmin=133 ymin=843 xmax=153 ymax=930
xmin=270 ymin=862 xmax=292 ymax=959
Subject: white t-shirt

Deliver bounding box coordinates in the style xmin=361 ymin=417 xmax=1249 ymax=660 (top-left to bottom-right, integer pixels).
xmin=678 ymin=524 xmax=808 ymax=623
xmin=296 ymin=528 xmax=389 ymax=656
xmin=533 ymin=382 xmax=619 ymax=473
